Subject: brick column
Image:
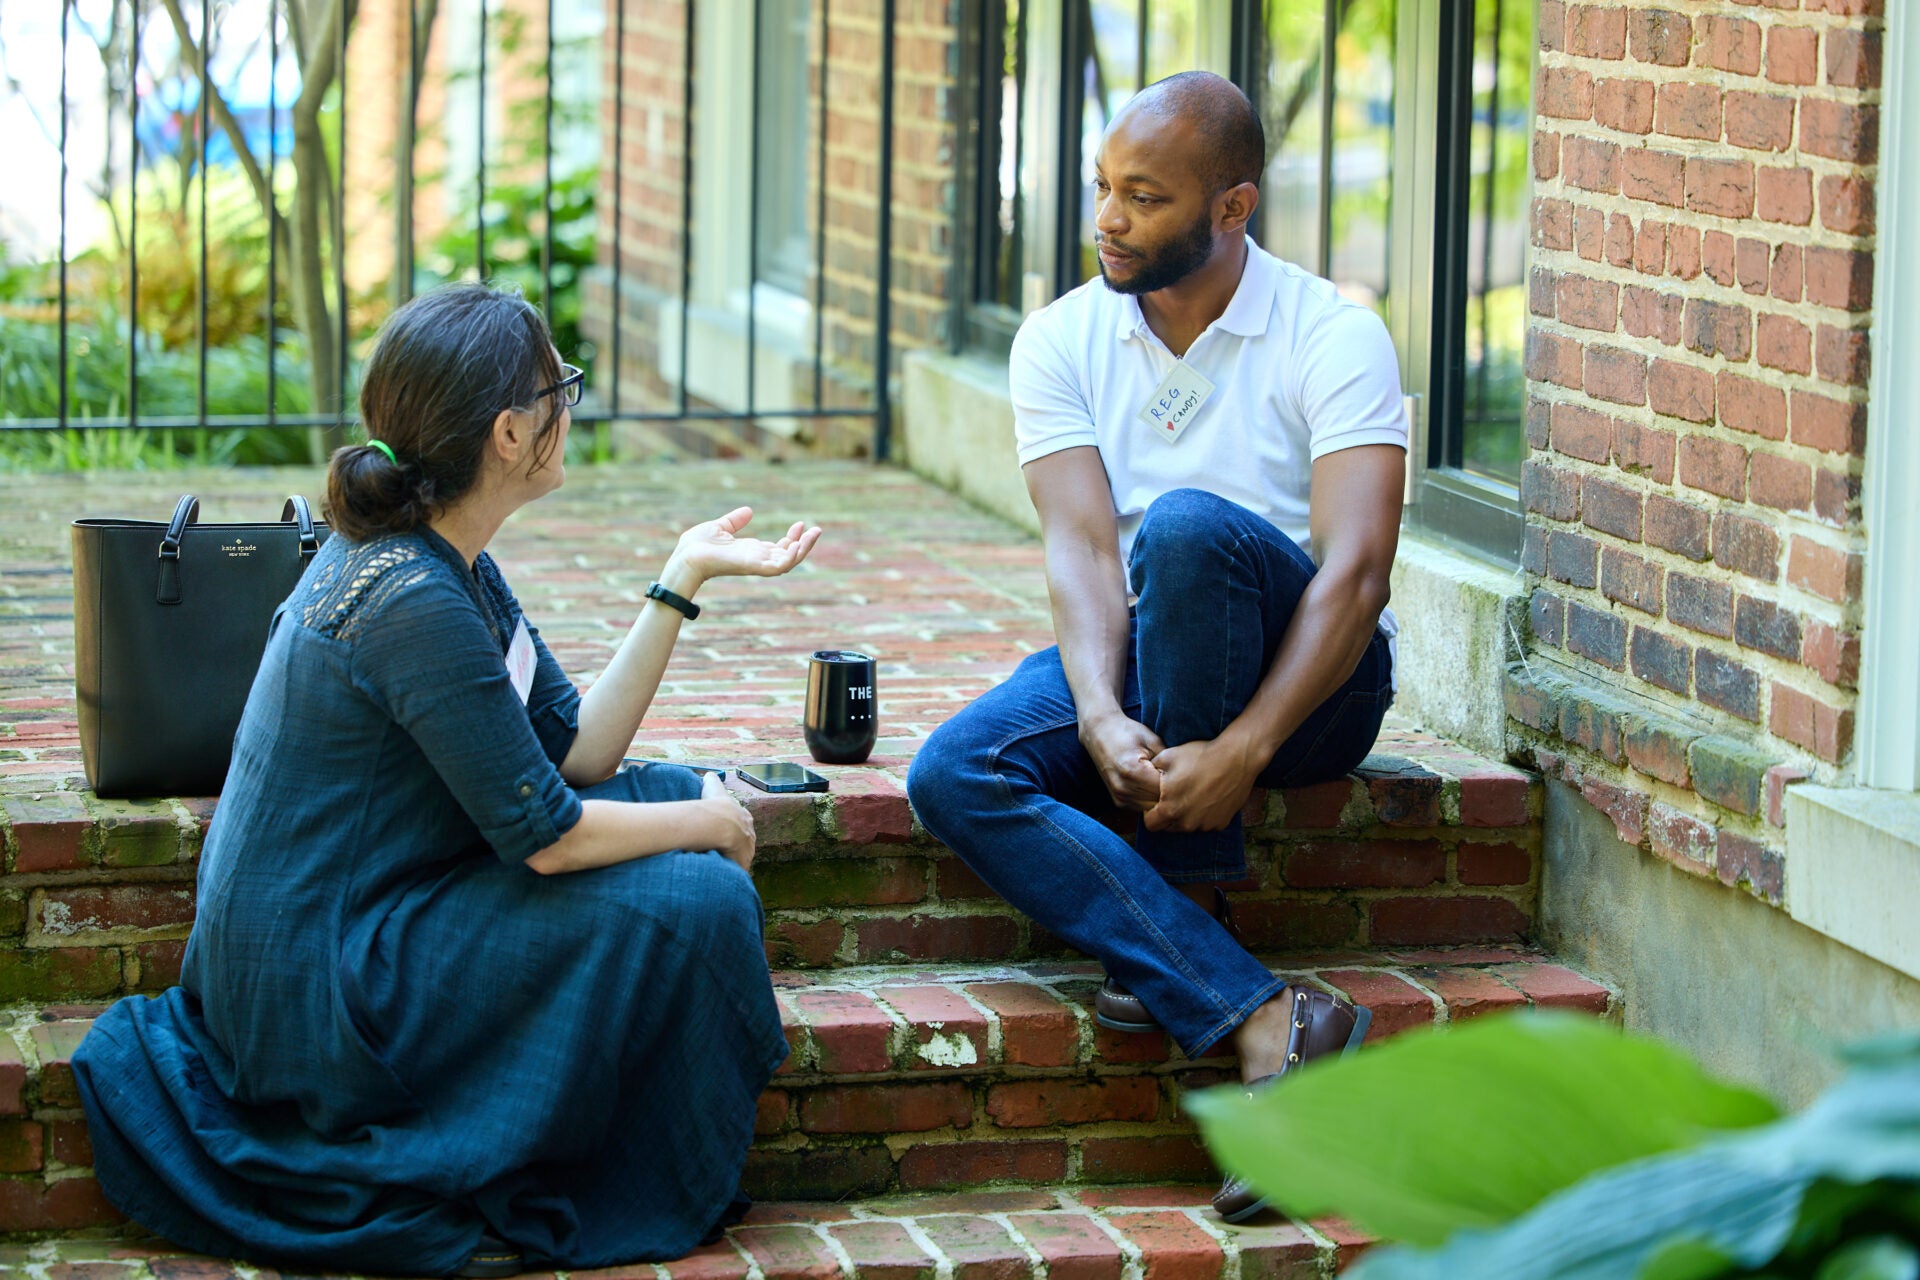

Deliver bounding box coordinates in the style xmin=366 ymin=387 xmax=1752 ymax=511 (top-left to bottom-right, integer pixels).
xmin=1514 ymin=0 xmax=1883 ymax=901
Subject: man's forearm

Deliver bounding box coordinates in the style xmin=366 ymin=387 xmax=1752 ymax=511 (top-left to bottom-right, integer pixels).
xmin=1219 ymin=569 xmax=1387 ymax=770
xmin=1044 ymin=540 xmax=1133 ymax=729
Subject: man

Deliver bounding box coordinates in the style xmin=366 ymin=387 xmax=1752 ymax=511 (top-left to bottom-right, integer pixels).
xmin=905 ymin=71 xmax=1406 ymax=1220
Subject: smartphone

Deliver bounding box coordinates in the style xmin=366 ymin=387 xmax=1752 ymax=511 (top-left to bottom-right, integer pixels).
xmin=736 ymin=762 xmax=830 ymax=793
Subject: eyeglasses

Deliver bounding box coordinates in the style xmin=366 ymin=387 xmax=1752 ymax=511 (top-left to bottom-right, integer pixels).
xmin=532 ymin=363 xmax=585 ymax=407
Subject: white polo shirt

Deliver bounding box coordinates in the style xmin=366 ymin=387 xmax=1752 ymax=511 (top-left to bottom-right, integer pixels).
xmin=1009 ymin=239 xmax=1407 ymax=679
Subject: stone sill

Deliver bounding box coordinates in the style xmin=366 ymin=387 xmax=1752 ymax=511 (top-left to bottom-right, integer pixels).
xmin=1505 ymin=657 xmax=1797 ymax=907
xmin=1786 ymin=785 xmax=1920 ymax=982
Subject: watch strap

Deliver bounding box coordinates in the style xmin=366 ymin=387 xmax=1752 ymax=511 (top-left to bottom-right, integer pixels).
xmin=646 ymin=581 xmax=700 ymax=620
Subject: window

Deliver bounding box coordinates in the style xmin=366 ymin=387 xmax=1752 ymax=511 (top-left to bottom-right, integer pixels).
xmin=755 ymin=0 xmax=814 ymax=297
xmin=960 ymin=0 xmax=1535 ymax=568
xmin=1411 ymin=0 xmax=1534 ymax=561
xmin=960 ymin=0 xmax=1231 ymax=351
xmin=1251 ymin=0 xmax=1397 ymax=314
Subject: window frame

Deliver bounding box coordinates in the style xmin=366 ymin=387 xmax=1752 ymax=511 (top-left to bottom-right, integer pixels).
xmin=1858 ymin=0 xmax=1920 ymax=792
xmin=1399 ymin=0 xmax=1527 ymax=567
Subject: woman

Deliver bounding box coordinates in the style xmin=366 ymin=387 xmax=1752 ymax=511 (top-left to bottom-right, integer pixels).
xmin=72 ymin=283 xmax=819 ymax=1277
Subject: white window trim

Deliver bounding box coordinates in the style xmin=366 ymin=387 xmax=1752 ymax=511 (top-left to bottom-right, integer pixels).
xmin=656 ymin=0 xmax=816 ymax=429
xmin=1858 ymin=0 xmax=1920 ymax=792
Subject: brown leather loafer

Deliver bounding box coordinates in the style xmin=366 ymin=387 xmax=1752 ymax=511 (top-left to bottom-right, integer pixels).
xmin=1095 ymin=887 xmax=1242 ymax=1034
xmin=1211 ymin=985 xmax=1373 ymax=1223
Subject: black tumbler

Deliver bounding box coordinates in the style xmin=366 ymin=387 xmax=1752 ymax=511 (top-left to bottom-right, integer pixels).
xmin=805 ymin=649 xmax=877 ymax=764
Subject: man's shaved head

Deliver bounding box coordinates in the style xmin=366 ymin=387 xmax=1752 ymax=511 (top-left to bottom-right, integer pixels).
xmin=1117 ymin=71 xmax=1265 ymax=194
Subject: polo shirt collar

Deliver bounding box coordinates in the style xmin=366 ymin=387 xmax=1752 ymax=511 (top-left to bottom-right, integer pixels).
xmin=1112 ymin=238 xmax=1277 ymax=342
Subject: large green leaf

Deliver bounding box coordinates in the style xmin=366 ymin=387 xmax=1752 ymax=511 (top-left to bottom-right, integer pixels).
xmin=1340 ymin=1034 xmax=1920 ymax=1280
xmin=1185 ymin=1012 xmax=1778 ymax=1248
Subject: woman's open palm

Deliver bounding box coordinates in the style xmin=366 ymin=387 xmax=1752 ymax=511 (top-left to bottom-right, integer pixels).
xmin=674 ymin=506 xmax=823 ymax=580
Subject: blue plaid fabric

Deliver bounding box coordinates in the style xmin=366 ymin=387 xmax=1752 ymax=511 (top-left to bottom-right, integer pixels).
xmin=73 ymin=528 xmax=786 ymax=1275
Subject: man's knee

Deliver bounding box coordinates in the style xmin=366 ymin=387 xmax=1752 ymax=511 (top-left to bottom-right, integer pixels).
xmin=1132 ymin=488 xmax=1245 ymax=580
xmin=906 ymin=716 xmax=980 ymax=834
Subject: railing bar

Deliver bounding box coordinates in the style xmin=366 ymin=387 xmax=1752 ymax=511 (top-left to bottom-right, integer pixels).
xmin=397 ymin=0 xmax=416 ymax=306
xmin=811 ymin=0 xmax=828 ymax=411
xmin=128 ymin=0 xmax=141 ymax=431
xmin=477 ymin=0 xmax=488 ymax=276
xmin=336 ymin=0 xmax=348 ymax=427
xmin=611 ymin=0 xmax=625 ymax=416
xmin=3 ymin=406 xmax=883 ymax=432
xmin=1316 ymin=0 xmax=1334 ymax=281
xmin=267 ymin=0 xmax=278 ymax=427
xmin=746 ymin=0 xmax=762 ymax=420
xmin=676 ymin=0 xmax=693 ymax=416
xmin=58 ymin=0 xmax=70 ymax=429
xmin=1476 ymin=0 xmax=1503 ymax=419
xmin=873 ymin=0 xmax=895 ymax=460
xmin=1136 ymin=0 xmax=1146 ymax=90
xmin=198 ymin=0 xmax=210 ymax=427
xmin=542 ymin=0 xmax=555 ymax=321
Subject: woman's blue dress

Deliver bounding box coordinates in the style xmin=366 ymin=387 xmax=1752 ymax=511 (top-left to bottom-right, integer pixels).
xmin=72 ymin=528 xmax=788 ymax=1276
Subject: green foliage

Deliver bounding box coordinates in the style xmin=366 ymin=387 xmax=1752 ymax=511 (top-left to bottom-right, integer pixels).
xmin=0 ymin=310 xmax=315 ymax=471
xmin=422 ymin=157 xmax=598 ymax=373
xmin=1186 ymin=1013 xmax=1779 ymax=1249
xmin=417 ymin=20 xmax=600 ymax=375
xmin=1187 ymin=1015 xmax=1920 ymax=1280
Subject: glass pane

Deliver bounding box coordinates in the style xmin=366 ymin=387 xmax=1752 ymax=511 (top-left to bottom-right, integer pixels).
xmin=1071 ymin=0 xmax=1206 ymax=286
xmin=1460 ymin=0 xmax=1533 ymax=486
xmin=981 ymin=0 xmax=1027 ymax=308
xmin=1327 ymin=0 xmax=1394 ymax=318
xmin=755 ymin=0 xmax=813 ymax=294
xmin=1257 ymin=1 xmax=1323 ymax=273
xmin=1144 ymin=1 xmax=1199 ymax=84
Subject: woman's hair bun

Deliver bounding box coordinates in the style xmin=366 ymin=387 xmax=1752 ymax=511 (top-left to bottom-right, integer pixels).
xmin=325 ymin=442 xmax=438 ymax=541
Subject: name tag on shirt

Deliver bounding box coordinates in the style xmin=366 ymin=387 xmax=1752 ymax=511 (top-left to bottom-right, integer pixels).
xmin=506 ymin=618 xmax=536 ymax=705
xmin=1138 ymin=360 xmax=1215 ymax=445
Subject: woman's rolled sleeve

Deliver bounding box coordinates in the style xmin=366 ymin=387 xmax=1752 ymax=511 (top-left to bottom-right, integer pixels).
xmin=350 ymin=576 xmax=582 ymax=865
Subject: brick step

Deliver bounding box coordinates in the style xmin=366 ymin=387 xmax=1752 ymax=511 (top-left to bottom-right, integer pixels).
xmin=2 ymin=950 xmax=1617 ymax=1234
xmin=1 ymin=731 xmax=1543 ymax=1001
xmin=0 ymin=1184 xmax=1373 ymax=1278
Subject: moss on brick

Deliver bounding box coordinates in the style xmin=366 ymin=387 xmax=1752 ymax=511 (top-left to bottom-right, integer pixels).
xmin=89 ymin=799 xmax=186 ymax=869
xmin=0 ymin=947 xmax=122 ymax=1003
xmin=1688 ymin=737 xmax=1775 ymax=816
xmin=755 ymin=858 xmax=928 ymax=910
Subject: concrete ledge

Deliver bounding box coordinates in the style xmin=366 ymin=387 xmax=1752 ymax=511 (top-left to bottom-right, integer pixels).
xmin=1787 ymin=785 xmax=1920 ymax=981
xmin=1388 ymin=536 xmax=1526 ymax=758
xmin=900 ymin=351 xmax=1035 ymax=536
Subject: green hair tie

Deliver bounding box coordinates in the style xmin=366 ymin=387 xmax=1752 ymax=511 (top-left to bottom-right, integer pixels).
xmin=367 ymin=439 xmax=398 ymax=465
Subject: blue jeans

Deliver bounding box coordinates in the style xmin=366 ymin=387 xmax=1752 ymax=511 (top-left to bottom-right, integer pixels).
xmin=906 ymin=489 xmax=1394 ymax=1057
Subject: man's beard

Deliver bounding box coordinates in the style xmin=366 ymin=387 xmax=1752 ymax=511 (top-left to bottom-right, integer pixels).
xmin=1098 ymin=209 xmax=1216 ymax=295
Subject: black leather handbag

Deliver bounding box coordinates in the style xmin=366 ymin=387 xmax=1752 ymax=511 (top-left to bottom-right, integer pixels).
xmin=72 ymin=495 xmax=329 ymax=797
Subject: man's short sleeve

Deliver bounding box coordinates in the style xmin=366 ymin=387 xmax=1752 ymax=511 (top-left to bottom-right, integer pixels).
xmin=1297 ymin=301 xmax=1409 ymax=462
xmin=1011 ymin=311 xmax=1100 ymax=466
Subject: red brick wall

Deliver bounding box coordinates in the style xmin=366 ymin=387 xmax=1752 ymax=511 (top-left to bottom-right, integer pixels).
xmin=1513 ymin=0 xmax=1883 ymax=903
xmin=584 ymin=0 xmax=958 ymax=457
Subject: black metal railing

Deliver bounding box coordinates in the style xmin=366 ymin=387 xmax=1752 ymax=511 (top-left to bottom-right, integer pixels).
xmin=0 ymin=0 xmax=899 ymax=461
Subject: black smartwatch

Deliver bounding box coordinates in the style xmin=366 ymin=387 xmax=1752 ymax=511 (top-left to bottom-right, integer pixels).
xmin=645 ymin=581 xmax=700 ymax=620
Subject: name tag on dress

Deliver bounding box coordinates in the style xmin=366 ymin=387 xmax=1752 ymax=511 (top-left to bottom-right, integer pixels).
xmin=506 ymin=618 xmax=536 ymax=705
xmin=1138 ymin=360 xmax=1215 ymax=445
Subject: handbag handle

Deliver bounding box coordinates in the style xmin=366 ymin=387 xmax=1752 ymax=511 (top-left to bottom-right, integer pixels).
xmin=155 ymin=495 xmax=200 ymax=606
xmin=282 ymin=496 xmax=320 ymax=563
xmin=154 ymin=495 xmax=322 ymax=605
